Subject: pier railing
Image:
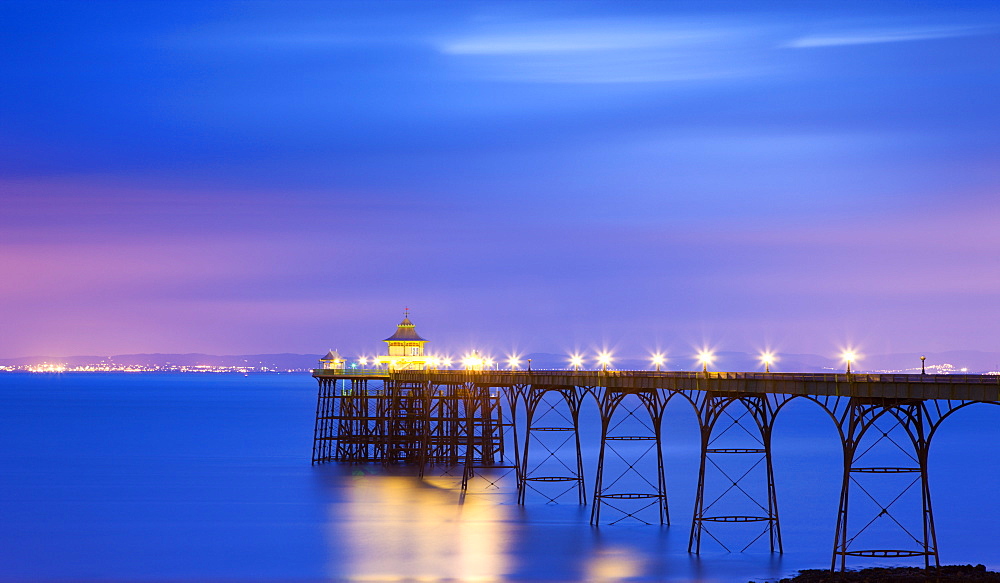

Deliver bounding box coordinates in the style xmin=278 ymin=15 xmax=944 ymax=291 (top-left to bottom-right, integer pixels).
xmin=313 ymin=368 xmax=1000 ymax=400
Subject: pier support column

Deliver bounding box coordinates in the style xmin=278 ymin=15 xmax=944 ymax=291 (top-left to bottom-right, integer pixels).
xmin=313 ymin=378 xmax=380 ymax=464
xmin=590 ymin=387 xmax=669 ymax=525
xmin=311 ymin=377 xmax=337 ymax=464
xmin=416 ymin=380 xmax=464 ymax=477
xmin=518 ymin=384 xmax=587 ymax=505
xmin=460 ymin=383 xmax=523 ymax=496
xmin=832 ymin=398 xmax=938 ymax=570
xmin=689 ymin=392 xmax=783 ymax=554
xmin=382 ymin=379 xmax=428 ymax=465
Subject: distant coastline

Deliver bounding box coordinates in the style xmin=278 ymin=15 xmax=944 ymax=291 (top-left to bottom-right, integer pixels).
xmin=0 ymin=366 xmax=312 ymax=373
xmin=2 ymin=350 xmax=999 ymax=375
xmin=0 ymin=353 xmax=319 ymax=373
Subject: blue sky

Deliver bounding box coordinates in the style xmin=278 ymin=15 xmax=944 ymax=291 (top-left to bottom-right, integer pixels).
xmin=3 ymin=0 xmax=999 ymax=364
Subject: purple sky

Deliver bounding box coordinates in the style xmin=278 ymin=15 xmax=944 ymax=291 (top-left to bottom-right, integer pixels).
xmin=3 ymin=0 xmax=999 ymax=363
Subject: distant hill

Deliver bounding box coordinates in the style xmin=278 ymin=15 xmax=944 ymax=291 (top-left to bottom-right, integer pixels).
xmin=0 ymin=353 xmax=322 ymax=370
xmin=520 ymin=351 xmax=838 ymax=373
xmin=861 ymin=350 xmax=1000 ymax=374
xmin=523 ymin=350 xmax=1000 ymax=374
xmin=2 ymin=350 xmax=997 ymax=373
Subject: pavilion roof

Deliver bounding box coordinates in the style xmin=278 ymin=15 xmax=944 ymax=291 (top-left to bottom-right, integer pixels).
xmin=383 ymin=317 xmax=428 ymax=342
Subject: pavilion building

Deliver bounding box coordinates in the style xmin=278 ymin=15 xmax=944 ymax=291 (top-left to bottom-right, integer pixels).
xmin=318 ymin=349 xmax=346 ymax=370
xmin=375 ymin=313 xmax=432 ymax=370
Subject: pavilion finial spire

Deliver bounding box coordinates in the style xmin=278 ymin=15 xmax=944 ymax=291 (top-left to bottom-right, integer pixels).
xmin=404 ymin=306 xmax=409 ymax=318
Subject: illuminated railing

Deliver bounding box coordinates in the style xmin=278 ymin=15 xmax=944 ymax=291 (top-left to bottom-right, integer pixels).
xmin=314 ymin=367 xmax=999 ymax=401
xmin=312 ymin=368 xmax=391 ymax=375
xmin=308 ymin=363 xmax=1000 ymax=400
xmin=389 ymin=369 xmax=1000 ymax=383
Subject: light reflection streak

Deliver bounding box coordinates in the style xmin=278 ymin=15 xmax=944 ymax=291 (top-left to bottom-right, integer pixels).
xmin=330 ymin=475 xmax=510 ymax=581
xmin=584 ymin=546 xmax=645 ymax=582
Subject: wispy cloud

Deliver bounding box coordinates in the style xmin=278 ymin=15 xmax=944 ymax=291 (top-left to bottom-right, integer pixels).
xmin=785 ymin=26 xmax=988 ymax=48
xmin=437 ymin=19 xmax=768 ymax=84
xmin=440 ymin=26 xmax=725 ymax=55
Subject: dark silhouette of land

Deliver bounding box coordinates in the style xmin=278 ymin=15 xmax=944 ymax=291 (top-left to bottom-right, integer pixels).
xmin=758 ymin=565 xmax=1000 ymax=583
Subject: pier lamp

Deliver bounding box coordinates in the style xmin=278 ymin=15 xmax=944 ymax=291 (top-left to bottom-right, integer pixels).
xmin=357 ymin=356 xmax=367 ymax=369
xmin=760 ymin=352 xmax=775 ymax=373
xmin=569 ymin=354 xmax=584 ymax=371
xmin=597 ymin=351 xmax=613 ymax=372
xmin=507 ymin=356 xmax=521 ymax=370
xmin=462 ymin=351 xmax=485 ymax=371
xmin=527 ymin=358 xmax=532 ymax=372
xmin=650 ymin=352 xmax=666 ymax=372
xmin=842 ymin=350 xmax=856 ymax=374
xmin=921 ymin=355 xmax=926 ymax=375
xmin=697 ymin=351 xmax=714 ymax=373
xmin=441 ymin=356 xmax=453 ymax=369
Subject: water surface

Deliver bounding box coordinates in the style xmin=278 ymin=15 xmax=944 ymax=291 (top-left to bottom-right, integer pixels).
xmin=2 ymin=373 xmax=998 ymax=581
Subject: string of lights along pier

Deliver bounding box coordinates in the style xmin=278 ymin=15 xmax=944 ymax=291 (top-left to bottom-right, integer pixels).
xmin=311 ymin=314 xmax=1000 ymax=572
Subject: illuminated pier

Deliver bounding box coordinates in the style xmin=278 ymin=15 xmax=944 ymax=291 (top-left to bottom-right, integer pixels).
xmin=312 ymin=367 xmax=1000 ymax=570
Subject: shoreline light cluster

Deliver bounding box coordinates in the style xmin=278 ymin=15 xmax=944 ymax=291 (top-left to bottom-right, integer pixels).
xmin=3 ymin=364 xmax=309 ymax=374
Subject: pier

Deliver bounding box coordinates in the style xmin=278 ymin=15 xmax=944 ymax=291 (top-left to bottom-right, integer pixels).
xmin=312 ymin=368 xmax=1000 ymax=569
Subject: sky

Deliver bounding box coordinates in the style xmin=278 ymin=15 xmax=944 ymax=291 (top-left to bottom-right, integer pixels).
xmin=2 ymin=0 xmax=1000 ymax=363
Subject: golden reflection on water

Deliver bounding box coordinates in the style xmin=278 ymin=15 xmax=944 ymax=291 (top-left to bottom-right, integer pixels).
xmin=329 ymin=474 xmax=511 ymax=581
xmin=584 ymin=546 xmax=645 ymax=582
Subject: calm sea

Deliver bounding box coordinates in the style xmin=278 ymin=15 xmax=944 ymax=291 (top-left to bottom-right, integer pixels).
xmin=2 ymin=372 xmax=999 ymax=582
